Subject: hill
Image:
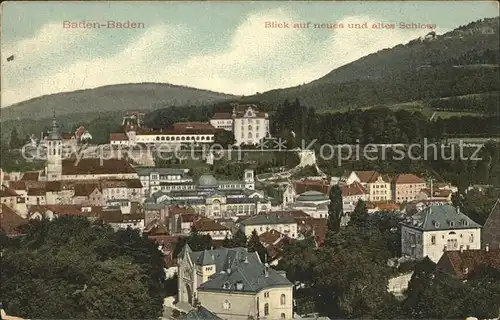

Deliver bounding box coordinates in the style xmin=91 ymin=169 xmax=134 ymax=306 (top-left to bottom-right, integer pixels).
xmin=0 ymin=83 xmax=236 ymax=121
xmin=242 ymin=17 xmax=500 ymax=111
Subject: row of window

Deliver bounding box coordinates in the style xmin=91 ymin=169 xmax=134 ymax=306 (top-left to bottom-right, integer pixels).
xmin=430 ymin=233 xmax=474 ymax=245
xmin=154 ymin=135 xmax=214 ymax=141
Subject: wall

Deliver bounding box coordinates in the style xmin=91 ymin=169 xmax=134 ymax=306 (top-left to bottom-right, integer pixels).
xmin=387 ymin=272 xmax=413 ymax=297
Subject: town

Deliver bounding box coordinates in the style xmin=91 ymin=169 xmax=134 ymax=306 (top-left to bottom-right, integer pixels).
xmin=1 ymin=3 xmax=499 ymax=320
xmin=2 ymin=100 xmax=500 ymax=319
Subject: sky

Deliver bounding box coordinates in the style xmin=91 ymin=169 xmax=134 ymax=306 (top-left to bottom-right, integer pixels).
xmin=1 ymin=1 xmax=498 ymax=107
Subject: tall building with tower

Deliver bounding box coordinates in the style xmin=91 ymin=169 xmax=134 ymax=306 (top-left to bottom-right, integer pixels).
xmin=44 ymin=116 xmax=63 ymax=181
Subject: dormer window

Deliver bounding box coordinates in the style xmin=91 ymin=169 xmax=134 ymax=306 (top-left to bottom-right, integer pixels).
xmin=463 ymin=220 xmax=469 ymax=226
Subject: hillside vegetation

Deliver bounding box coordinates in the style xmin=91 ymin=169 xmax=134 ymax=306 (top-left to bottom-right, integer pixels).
xmin=243 ymin=17 xmax=500 ymax=111
xmin=0 ymin=83 xmax=235 ymax=121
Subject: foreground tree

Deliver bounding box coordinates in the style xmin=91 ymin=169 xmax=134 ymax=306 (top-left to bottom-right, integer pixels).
xmin=0 ymin=217 xmax=164 ymax=319
xmin=327 ymin=184 xmax=344 ymax=233
xmin=247 ymin=230 xmax=267 ymax=262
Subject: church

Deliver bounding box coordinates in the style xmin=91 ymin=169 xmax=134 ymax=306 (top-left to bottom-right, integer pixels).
xmin=42 ymin=116 xmax=138 ymax=182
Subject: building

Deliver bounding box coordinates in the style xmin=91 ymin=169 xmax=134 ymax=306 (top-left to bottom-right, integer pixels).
xmin=391 ymin=174 xmax=426 ymax=203
xmin=136 ymin=167 xmax=193 ymax=197
xmin=400 ymin=204 xmax=482 ymax=263
xmin=144 ymin=172 xmax=269 ymax=219
xmin=436 ymin=246 xmax=500 ymax=281
xmin=340 ymin=181 xmax=369 ymax=213
xmin=343 ymin=171 xmax=392 ymax=202
xmin=289 ymin=191 xmax=330 ymax=219
xmin=483 ymin=199 xmax=500 ymax=249
xmin=417 ymin=188 xmax=453 ymax=202
xmin=239 ymin=213 xmax=298 ymax=239
xmin=111 ymin=121 xmax=221 ymax=146
xmin=210 ymin=104 xmax=270 ymax=146
xmin=177 ymin=245 xmax=293 ymax=320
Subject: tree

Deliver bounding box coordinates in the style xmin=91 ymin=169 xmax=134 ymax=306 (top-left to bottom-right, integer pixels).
xmin=9 ymin=127 xmax=22 ymax=150
xmin=232 ymin=229 xmax=248 ymax=247
xmin=172 ymin=230 xmax=213 ymax=259
xmin=0 ymin=216 xmax=164 ymax=319
xmin=327 ymin=184 xmax=343 ymax=233
xmin=214 ymin=130 xmax=235 ymax=147
xmin=348 ymin=200 xmax=369 ymax=229
xmin=247 ymin=230 xmax=267 ymax=262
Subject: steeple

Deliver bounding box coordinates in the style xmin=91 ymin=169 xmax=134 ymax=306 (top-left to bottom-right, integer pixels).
xmin=46 ymin=112 xmax=62 ymax=141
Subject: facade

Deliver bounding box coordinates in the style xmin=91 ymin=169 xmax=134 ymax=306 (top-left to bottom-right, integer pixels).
xmin=239 ymin=214 xmax=298 ymax=239
xmin=210 ymin=104 xmax=270 ymax=146
xmin=391 ymin=174 xmax=426 ymax=203
xmin=400 ymin=204 xmax=482 ymax=263
xmin=112 ymin=122 xmax=221 ymax=146
xmin=136 ymin=167 xmax=193 ymax=197
xmin=144 ymin=172 xmax=268 ymax=219
xmin=177 ymin=245 xmax=293 ymax=320
xmin=344 ymin=171 xmax=392 ymax=202
xmin=416 ymin=188 xmax=453 ymax=202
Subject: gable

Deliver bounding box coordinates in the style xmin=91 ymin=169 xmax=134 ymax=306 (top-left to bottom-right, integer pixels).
xmin=483 ymin=199 xmax=500 ymax=248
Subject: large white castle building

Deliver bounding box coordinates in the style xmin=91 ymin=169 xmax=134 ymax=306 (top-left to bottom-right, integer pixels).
xmin=210 ymin=104 xmax=270 ymax=146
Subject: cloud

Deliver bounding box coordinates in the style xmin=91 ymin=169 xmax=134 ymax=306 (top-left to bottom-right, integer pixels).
xmin=1 ymin=10 xmax=450 ymax=107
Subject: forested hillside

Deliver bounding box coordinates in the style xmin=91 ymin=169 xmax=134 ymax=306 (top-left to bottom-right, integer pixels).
xmin=243 ymin=17 xmax=500 ymax=111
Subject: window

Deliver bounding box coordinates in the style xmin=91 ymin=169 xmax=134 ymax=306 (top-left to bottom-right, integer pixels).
xmin=223 ymin=299 xmax=231 ymax=310
xmin=469 ymin=234 xmax=474 ymax=243
xmin=281 ymin=313 xmax=286 ymax=319
xmin=264 ymin=292 xmax=269 ymax=298
xmin=280 ymin=294 xmax=286 ymax=305
xmin=431 ymin=235 xmax=436 ymax=245
xmin=447 ymin=238 xmax=458 ymax=250
xmin=264 ymin=303 xmax=269 ymax=316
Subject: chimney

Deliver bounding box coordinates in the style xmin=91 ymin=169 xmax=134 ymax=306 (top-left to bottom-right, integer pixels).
xmin=460 ymin=245 xmax=464 ymax=253
xmin=443 ymin=245 xmax=447 ymax=252
xmin=264 ymin=264 xmax=269 ymax=277
xmin=485 ymin=244 xmax=489 ymax=252
xmin=226 ymin=257 xmax=232 ymax=274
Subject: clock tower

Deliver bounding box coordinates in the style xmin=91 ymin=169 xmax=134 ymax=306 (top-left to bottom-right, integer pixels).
xmin=45 ymin=115 xmax=63 ymax=181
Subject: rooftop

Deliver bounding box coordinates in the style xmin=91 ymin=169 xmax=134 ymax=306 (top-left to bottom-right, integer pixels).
xmin=392 ymin=173 xmax=425 ymax=184
xmin=400 ymin=204 xmax=481 ymax=231
xmin=437 ymin=248 xmax=500 ymax=280
xmin=483 ymin=199 xmax=500 ymax=248
xmin=181 ymin=245 xmax=291 ymax=293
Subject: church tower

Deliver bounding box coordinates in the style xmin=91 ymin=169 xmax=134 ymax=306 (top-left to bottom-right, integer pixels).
xmin=45 ymin=115 xmax=63 ymax=181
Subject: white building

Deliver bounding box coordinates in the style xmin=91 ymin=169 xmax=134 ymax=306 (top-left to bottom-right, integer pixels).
xmin=210 ymin=104 xmax=270 ymax=146
xmin=136 ymin=167 xmax=193 ymax=197
xmin=342 ymin=171 xmax=392 ymax=202
xmin=111 ymin=122 xmax=220 ymax=146
xmin=400 ymin=204 xmax=482 ymax=263
xmin=289 ymin=191 xmax=330 ymax=219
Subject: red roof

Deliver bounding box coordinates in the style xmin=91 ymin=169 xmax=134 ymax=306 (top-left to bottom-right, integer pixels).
xmin=294 ymin=179 xmax=331 ymax=194
xmin=340 ymin=181 xmax=368 ymax=196
xmin=9 ymin=181 xmax=26 ymax=190
xmin=0 ymin=204 xmax=28 ymax=236
xmin=75 ymin=126 xmax=86 ymax=138
xmin=392 ymin=174 xmax=425 ymax=184
xmin=110 ymin=132 xmax=129 ymax=141
xmin=437 ymin=249 xmax=500 ymax=280
xmin=0 ymin=185 xmax=19 ymax=197
xmin=21 ymin=171 xmax=40 ymax=181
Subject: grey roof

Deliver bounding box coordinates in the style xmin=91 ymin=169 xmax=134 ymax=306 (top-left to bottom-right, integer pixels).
xmin=296 ymin=190 xmax=329 ymax=202
xmin=178 ymin=243 xmax=192 ymax=259
xmin=400 ymin=204 xmax=482 ymax=231
xmin=135 ymin=167 xmax=187 ymax=176
xmin=186 ymin=306 xmax=222 ymax=320
xmin=46 ymin=117 xmax=62 ymax=140
xmin=483 ymin=199 xmax=500 ymax=248
xmin=239 ymin=214 xmax=296 ymax=226
xmin=191 ymin=247 xmax=291 ymax=293
xmin=198 ymin=174 xmax=218 ymax=188
xmin=196 ymin=250 xmax=216 ymax=266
